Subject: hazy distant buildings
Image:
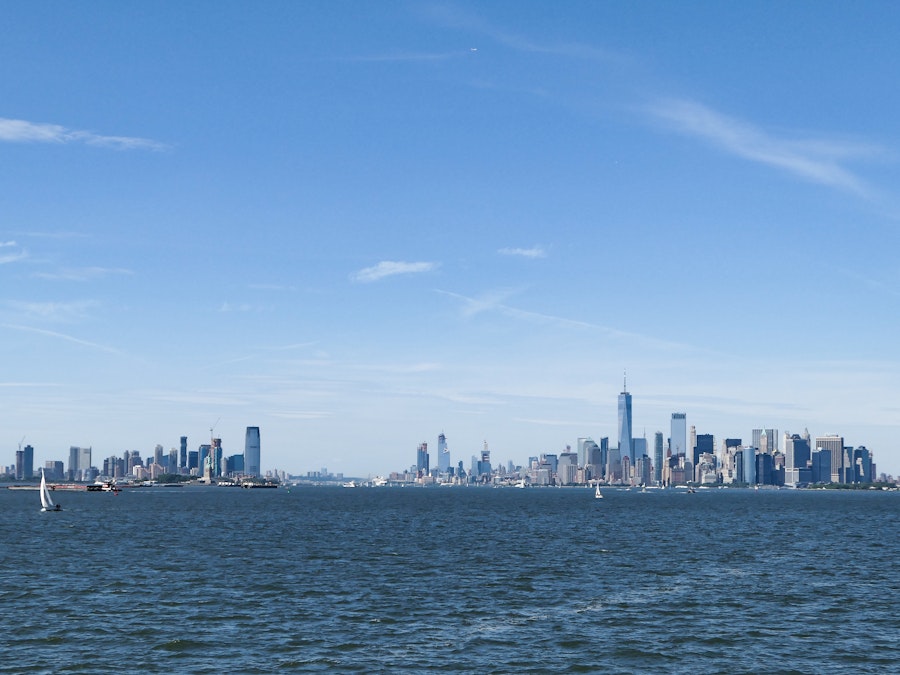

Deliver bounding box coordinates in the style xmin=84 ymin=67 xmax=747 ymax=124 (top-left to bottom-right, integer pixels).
xmin=558 ymin=452 xmax=578 ymax=485
xmin=68 ymin=446 xmax=92 ymax=481
xmin=244 ymin=427 xmax=261 ymax=477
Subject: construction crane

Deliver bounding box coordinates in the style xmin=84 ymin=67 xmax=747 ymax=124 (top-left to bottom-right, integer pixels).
xmin=18 ymin=436 xmax=25 ymax=452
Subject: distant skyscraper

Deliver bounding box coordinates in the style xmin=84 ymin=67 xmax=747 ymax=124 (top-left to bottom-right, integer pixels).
xmin=244 ymin=427 xmax=261 ymax=477
xmin=752 ymin=428 xmax=777 ymax=453
xmin=618 ymin=374 xmax=633 ymax=464
xmin=670 ymin=414 xmax=687 ymax=458
xmin=784 ymin=434 xmax=811 ymax=486
xmin=437 ymin=432 xmax=450 ymax=473
xmin=694 ymin=434 xmax=714 ymax=466
xmin=743 ymin=446 xmax=756 ymax=485
xmin=68 ymin=446 xmax=92 ymax=481
xmin=179 ymin=436 xmax=188 ymax=469
xmin=633 ymin=437 xmax=647 ymax=459
xmin=15 ymin=444 xmax=34 ymax=480
xmin=815 ymin=435 xmax=844 ymax=483
xmin=653 ymin=432 xmax=664 ymax=484
xmin=577 ymin=437 xmax=590 ymax=467
xmin=811 ymin=448 xmax=832 ymax=484
xmin=416 ymin=442 xmax=429 ymax=474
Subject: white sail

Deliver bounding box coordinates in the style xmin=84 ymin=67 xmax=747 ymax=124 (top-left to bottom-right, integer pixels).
xmin=40 ymin=469 xmax=55 ymax=511
xmin=594 ymin=485 xmax=603 ymax=499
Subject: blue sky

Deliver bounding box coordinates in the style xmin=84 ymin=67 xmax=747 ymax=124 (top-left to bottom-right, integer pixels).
xmin=2 ymin=1 xmax=900 ymax=477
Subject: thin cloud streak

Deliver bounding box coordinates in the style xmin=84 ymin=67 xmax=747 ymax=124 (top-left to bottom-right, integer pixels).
xmin=0 ymin=117 xmax=168 ymax=151
xmin=422 ymin=4 xmax=623 ymax=63
xmin=3 ymin=299 xmax=97 ymax=321
xmin=646 ymin=98 xmax=878 ymax=197
xmin=33 ymin=267 xmax=133 ymax=281
xmin=0 ymin=249 xmax=27 ymax=264
xmin=352 ymin=261 xmax=438 ymax=283
xmin=499 ymin=246 xmax=546 ymax=259
xmin=436 ymin=288 xmax=693 ymax=351
xmin=2 ymin=323 xmax=122 ymax=354
xmin=333 ymin=50 xmax=474 ymax=63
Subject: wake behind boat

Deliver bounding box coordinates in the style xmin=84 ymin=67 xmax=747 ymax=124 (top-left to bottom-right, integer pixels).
xmin=40 ymin=469 xmax=61 ymax=512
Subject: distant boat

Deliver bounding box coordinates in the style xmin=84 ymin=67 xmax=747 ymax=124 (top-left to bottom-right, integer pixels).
xmin=342 ymin=481 xmax=357 ymax=488
xmin=594 ymin=484 xmax=603 ymax=500
xmin=515 ymin=479 xmax=527 ymax=489
xmin=40 ymin=470 xmax=61 ymax=512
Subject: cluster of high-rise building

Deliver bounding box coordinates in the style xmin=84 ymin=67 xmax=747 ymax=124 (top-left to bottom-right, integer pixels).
xmin=5 ymin=426 xmax=263 ymax=483
xmin=400 ymin=380 xmax=885 ymax=487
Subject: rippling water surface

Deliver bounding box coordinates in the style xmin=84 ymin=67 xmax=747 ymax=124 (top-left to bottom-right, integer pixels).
xmin=1 ymin=486 xmax=897 ymax=673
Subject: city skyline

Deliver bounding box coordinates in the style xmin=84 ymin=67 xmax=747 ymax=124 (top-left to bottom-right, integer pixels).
xmin=2 ymin=3 xmax=900 ymax=477
xmin=6 ymin=395 xmax=889 ymax=483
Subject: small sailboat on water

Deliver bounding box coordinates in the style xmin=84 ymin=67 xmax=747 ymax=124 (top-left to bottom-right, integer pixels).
xmin=40 ymin=469 xmax=61 ymax=512
xmin=594 ymin=484 xmax=603 ymax=500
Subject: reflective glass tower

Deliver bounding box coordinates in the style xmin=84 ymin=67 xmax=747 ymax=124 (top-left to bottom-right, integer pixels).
xmin=244 ymin=426 xmax=261 ymax=477
xmin=437 ymin=432 xmax=450 ymax=473
xmin=617 ymin=375 xmax=633 ymax=464
xmin=670 ymin=413 xmax=687 ymax=459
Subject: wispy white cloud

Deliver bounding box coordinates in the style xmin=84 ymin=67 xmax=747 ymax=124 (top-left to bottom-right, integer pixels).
xmin=351 ymin=361 xmax=443 ymax=374
xmin=3 ymin=299 xmax=97 ymax=321
xmin=645 ymin=98 xmax=879 ymax=197
xmin=0 ymin=117 xmax=168 ymax=151
xmin=249 ymin=283 xmax=297 ymax=292
xmin=144 ymin=389 xmax=250 ymax=407
xmin=269 ymin=410 xmax=334 ymax=420
xmin=218 ymin=302 xmax=259 ymax=313
xmin=0 ymin=248 xmax=27 ymax=264
xmin=2 ymin=323 xmax=121 ymax=354
xmin=437 ymin=288 xmax=692 ymax=351
xmin=33 ymin=267 xmax=133 ymax=282
xmin=12 ymin=231 xmax=89 ymax=240
xmin=352 ymin=260 xmax=438 ymax=283
xmin=499 ymin=246 xmax=546 ymax=259
xmin=334 ymin=50 xmax=474 ymax=63
xmin=435 ymin=288 xmax=519 ymax=318
xmin=838 ymin=268 xmax=900 ymax=298
xmin=0 ymin=381 xmax=62 ymax=388
xmin=421 ymin=4 xmax=622 ymax=63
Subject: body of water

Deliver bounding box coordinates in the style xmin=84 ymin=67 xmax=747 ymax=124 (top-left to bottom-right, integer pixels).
xmin=1 ymin=486 xmax=897 ymax=673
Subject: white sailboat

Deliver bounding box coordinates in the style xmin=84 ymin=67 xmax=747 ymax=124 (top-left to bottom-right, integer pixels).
xmin=40 ymin=469 xmax=59 ymax=512
xmin=594 ymin=484 xmax=603 ymax=499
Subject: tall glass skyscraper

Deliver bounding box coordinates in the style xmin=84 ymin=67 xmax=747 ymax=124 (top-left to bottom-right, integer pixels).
xmin=179 ymin=436 xmax=188 ymax=470
xmin=618 ymin=376 xmax=633 ymax=464
xmin=670 ymin=413 xmax=687 ymax=458
xmin=244 ymin=427 xmax=261 ymax=477
xmin=653 ymin=432 xmax=664 ymax=484
xmin=437 ymin=432 xmax=450 ymax=473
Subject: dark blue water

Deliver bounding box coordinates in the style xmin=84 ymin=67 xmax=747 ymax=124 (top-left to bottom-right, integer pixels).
xmin=1 ymin=486 xmax=897 ymax=673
